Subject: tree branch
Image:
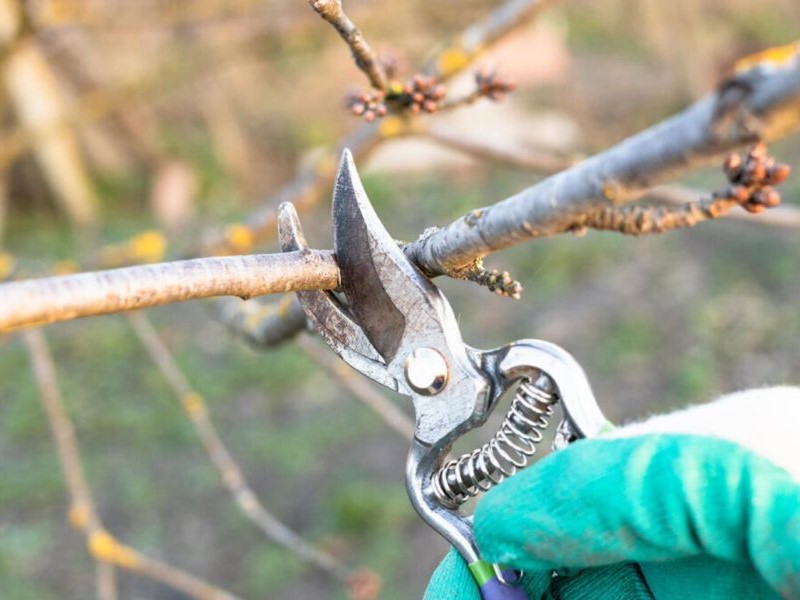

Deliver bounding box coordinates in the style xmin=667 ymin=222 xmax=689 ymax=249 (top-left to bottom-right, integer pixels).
xmin=0 ymin=251 xmax=339 ymax=332
xmin=23 ymin=328 xmax=242 ymax=600
xmin=218 ymin=295 xmax=308 ymax=348
xmin=648 ymin=184 xmax=800 ymax=228
xmin=125 ymin=312 xmax=382 ymax=597
xmin=95 ymin=563 xmax=118 ymax=600
xmin=309 ymin=0 xmax=388 ymax=91
xmin=424 ymin=0 xmax=558 ymax=79
xmin=230 ymin=0 xmax=554 ymax=251
xmin=422 ymin=126 xmax=575 ymax=173
xmin=404 ymin=57 xmax=800 ymax=277
xmin=423 ymin=127 xmax=800 ymax=229
xmin=5 ymin=38 xmax=798 ymax=333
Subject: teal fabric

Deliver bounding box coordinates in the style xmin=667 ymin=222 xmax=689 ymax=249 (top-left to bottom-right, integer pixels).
xmin=424 ymin=435 xmax=800 ymax=599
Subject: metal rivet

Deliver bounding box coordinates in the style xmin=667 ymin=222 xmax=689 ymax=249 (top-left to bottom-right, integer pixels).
xmin=404 ymin=348 xmax=448 ymax=395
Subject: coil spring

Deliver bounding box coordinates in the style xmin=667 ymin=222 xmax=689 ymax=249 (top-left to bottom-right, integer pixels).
xmin=432 ymin=375 xmax=558 ymax=509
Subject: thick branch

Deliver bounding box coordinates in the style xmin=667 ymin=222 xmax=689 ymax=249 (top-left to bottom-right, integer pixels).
xmin=0 ymin=251 xmax=339 ymax=332
xmin=404 ymin=59 xmax=800 ymax=276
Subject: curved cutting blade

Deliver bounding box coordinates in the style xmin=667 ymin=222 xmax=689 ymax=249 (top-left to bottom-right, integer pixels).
xmin=332 ymin=149 xmax=448 ymax=364
xmin=278 ymin=201 xmax=401 ymax=392
xmin=332 ymin=149 xmax=491 ymax=445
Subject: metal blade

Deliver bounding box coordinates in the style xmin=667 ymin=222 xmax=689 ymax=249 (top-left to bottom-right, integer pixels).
xmin=277 ymin=202 xmax=401 ymax=392
xmin=332 ymin=149 xmax=446 ymax=364
xmin=332 ymin=150 xmax=492 ymax=445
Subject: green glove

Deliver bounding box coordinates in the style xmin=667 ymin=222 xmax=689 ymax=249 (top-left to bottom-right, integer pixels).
xmin=425 ymin=387 xmax=800 ymax=599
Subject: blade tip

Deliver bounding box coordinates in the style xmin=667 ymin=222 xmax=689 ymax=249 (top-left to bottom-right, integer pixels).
xmin=336 ymin=148 xmax=358 ymax=184
xmin=277 ymin=202 xmax=306 ymax=251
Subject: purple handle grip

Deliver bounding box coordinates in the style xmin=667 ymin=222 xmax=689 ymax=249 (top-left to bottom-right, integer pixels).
xmin=479 ymin=570 xmax=528 ymax=600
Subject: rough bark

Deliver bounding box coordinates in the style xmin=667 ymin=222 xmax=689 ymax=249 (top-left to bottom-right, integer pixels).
xmin=404 ymin=60 xmax=800 ymax=276
xmin=0 ymin=251 xmax=338 ymax=332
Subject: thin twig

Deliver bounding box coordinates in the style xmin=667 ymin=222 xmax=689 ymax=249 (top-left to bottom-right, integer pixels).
xmin=309 ymin=0 xmax=388 ymax=91
xmin=22 ymin=328 xmax=241 ymax=600
xmin=570 ymin=142 xmax=792 ymax=234
xmin=404 ymin=56 xmax=800 ymax=277
xmin=233 ymin=0 xmax=554 ymax=251
xmin=649 ymin=184 xmax=800 ymax=228
xmin=0 ymin=251 xmax=339 ymax=332
xmin=573 ymin=196 xmax=740 ymax=235
xmin=296 ymin=334 xmax=415 ymax=439
xmin=125 ymin=312 xmax=383 ymax=599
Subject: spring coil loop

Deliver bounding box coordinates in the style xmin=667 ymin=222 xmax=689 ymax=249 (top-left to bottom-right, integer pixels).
xmin=432 ymin=376 xmax=558 ymax=509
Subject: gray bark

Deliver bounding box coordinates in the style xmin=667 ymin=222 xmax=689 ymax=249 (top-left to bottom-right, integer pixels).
xmin=404 ymin=60 xmax=800 ymax=276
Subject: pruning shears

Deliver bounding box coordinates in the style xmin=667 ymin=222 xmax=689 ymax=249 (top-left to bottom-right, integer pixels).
xmin=279 ymin=150 xmax=612 ymax=599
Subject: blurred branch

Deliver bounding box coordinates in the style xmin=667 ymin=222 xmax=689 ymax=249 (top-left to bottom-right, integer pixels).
xmin=0 ymin=80 xmax=145 ymax=173
xmin=0 ymin=251 xmax=339 ymax=332
xmin=309 ymin=0 xmax=387 ymax=91
xmin=3 ymin=37 xmax=98 ymax=226
xmin=228 ymin=123 xmax=384 ymax=252
xmin=126 ymin=312 xmax=380 ymax=598
xmin=296 ymin=334 xmax=414 ymax=439
xmin=424 ymin=0 xmax=558 ymax=79
xmin=21 ymin=324 xmax=118 ymax=600
xmin=404 ymin=56 xmax=800 ymax=278
xmin=96 ymin=564 xmax=117 ymax=600
xmin=218 ymin=295 xmax=308 ymax=348
xmin=421 ymin=127 xmax=575 ymax=173
xmin=22 ymin=327 xmax=241 ymax=600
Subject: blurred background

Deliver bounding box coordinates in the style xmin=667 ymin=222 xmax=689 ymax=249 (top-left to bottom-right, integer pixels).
xmin=1 ymin=0 xmax=799 ymax=598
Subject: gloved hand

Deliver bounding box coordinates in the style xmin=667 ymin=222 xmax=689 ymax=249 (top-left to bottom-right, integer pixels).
xmin=424 ymin=387 xmax=800 ymax=600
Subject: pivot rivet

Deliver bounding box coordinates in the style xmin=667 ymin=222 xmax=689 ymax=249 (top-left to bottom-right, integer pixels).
xmin=404 ymin=348 xmax=448 ymax=395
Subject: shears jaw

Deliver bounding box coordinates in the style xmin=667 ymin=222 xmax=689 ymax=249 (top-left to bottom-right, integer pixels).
xmin=277 ymin=202 xmax=403 ymax=393
xmin=332 ymin=149 xmax=494 ymax=445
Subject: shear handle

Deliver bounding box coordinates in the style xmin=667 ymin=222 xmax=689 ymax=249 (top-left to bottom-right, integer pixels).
xmin=492 ymin=339 xmax=611 ymax=440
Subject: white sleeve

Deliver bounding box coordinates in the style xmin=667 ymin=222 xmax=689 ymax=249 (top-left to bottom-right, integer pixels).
xmin=606 ymin=386 xmax=800 ymax=481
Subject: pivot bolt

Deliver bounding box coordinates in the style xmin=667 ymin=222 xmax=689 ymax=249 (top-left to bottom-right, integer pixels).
xmin=404 ymin=348 xmax=448 ymax=395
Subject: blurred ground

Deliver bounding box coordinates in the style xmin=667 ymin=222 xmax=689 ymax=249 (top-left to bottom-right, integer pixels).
xmin=1 ymin=1 xmax=799 ymax=599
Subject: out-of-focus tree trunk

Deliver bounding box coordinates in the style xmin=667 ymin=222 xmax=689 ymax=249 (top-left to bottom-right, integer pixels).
xmin=0 ymin=0 xmax=99 ymax=227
